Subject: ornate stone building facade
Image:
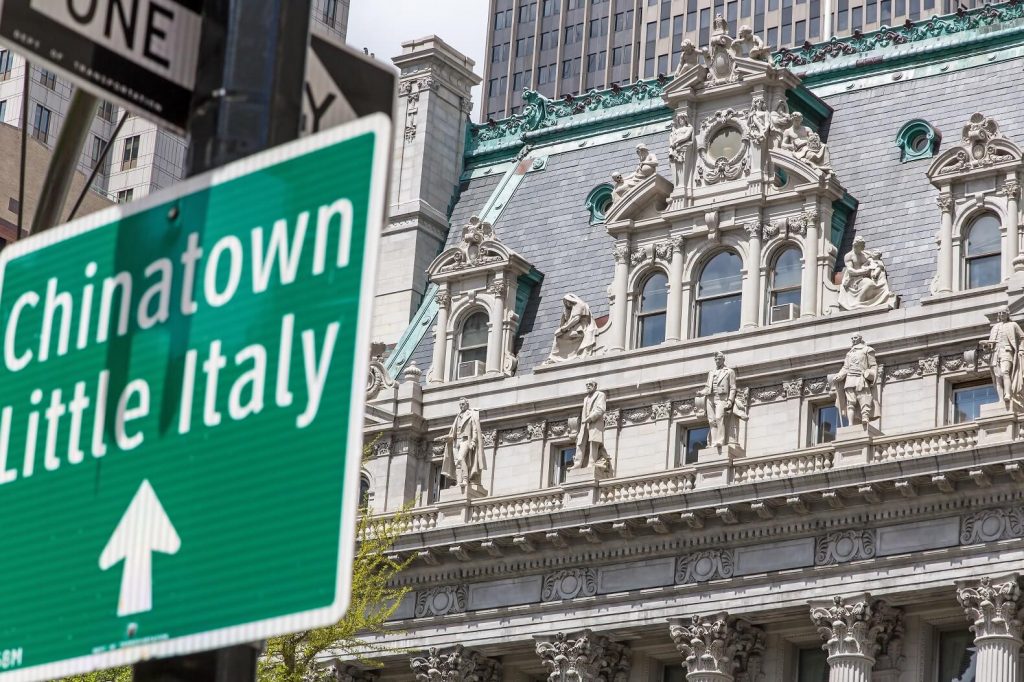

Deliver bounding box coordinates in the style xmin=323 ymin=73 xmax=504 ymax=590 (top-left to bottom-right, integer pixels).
xmin=358 ymin=4 xmax=1024 ymax=681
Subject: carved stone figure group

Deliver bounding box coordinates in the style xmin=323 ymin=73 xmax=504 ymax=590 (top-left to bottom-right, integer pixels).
xmin=837 ymin=237 xmax=897 ymax=311
xmin=612 ymin=144 xmax=659 ymax=201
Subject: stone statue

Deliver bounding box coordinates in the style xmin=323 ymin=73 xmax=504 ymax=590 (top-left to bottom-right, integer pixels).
xmin=620 ymin=144 xmax=658 ymax=194
xmin=544 ymin=294 xmax=598 ymax=365
xmin=698 ymin=352 xmax=737 ymax=447
xmin=437 ymin=397 xmax=486 ymax=488
xmin=746 ymin=97 xmax=770 ymax=146
xmin=982 ymin=308 xmax=1024 ymax=411
xmin=668 ymin=112 xmax=694 ymax=187
xmin=734 ymin=26 xmax=769 ymax=60
xmin=673 ymin=39 xmax=700 ymax=74
xmin=797 ymin=132 xmax=831 ymax=168
xmin=781 ymin=112 xmax=811 ymax=154
xmin=574 ymin=380 xmax=611 ymax=472
xmin=769 ymin=101 xmax=791 ymax=148
xmin=833 ymin=334 xmax=881 ymax=427
xmin=837 ymin=237 xmax=896 ymax=311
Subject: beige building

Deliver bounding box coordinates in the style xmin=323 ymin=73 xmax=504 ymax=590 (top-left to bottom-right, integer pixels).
xmin=358 ymin=1 xmax=1024 ymax=680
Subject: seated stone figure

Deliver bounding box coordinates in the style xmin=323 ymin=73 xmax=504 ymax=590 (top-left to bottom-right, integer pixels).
xmin=837 ymin=237 xmax=897 ymax=311
xmin=619 ymin=144 xmax=659 ymax=195
xmin=544 ymin=294 xmax=598 ymax=364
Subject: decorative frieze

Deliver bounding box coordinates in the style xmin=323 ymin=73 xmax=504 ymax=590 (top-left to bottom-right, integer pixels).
xmin=499 ymin=427 xmax=529 ymax=444
xmin=941 ymin=353 xmax=966 ymax=372
xmin=750 ymin=384 xmax=785 ymax=403
xmin=676 ymin=550 xmax=735 ymax=584
xmin=411 ymin=645 xmax=500 ymax=682
xmin=653 ymin=401 xmax=672 ymax=420
xmin=883 ymin=361 xmax=920 ymax=383
xmin=483 ymin=430 xmax=497 ymax=447
xmin=540 ymin=565 xmax=598 ymax=598
xmin=815 ymin=530 xmax=876 ymax=566
xmin=957 ymin=575 xmax=1023 ymax=640
xmin=783 ymin=379 xmax=804 ymax=399
xmin=414 ymin=585 xmax=468 ymax=618
xmin=621 ymin=406 xmax=653 ymax=424
xmin=802 ymin=376 xmax=830 ymax=396
xmin=527 ymin=421 xmax=547 ymax=441
xmin=918 ymin=355 xmax=940 ymax=375
xmin=961 ymin=508 xmax=1024 ymax=544
xmin=547 ymin=420 xmax=573 ymax=439
xmin=604 ymin=410 xmax=621 ymax=428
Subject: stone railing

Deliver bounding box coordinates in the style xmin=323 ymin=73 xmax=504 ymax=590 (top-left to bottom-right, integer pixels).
xmin=469 ymin=491 xmax=565 ymax=523
xmin=598 ymin=470 xmax=696 ymax=504
xmin=732 ymin=446 xmax=835 ymax=484
xmin=871 ymin=425 xmax=978 ymax=463
xmin=404 ymin=509 xmax=439 ymax=533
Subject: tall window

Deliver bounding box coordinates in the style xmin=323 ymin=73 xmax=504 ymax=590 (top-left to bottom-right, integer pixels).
xmin=812 ymin=404 xmax=839 ymax=444
xmin=97 ymin=100 xmax=115 ymax=123
xmin=358 ymin=475 xmax=371 ymax=507
xmin=637 ymin=272 xmax=668 ymax=347
xmin=429 ymin=462 xmax=453 ymax=503
xmin=936 ymin=630 xmax=976 ymax=682
xmin=796 ymin=647 xmax=828 ymax=682
xmin=121 ymin=135 xmax=140 ymax=170
xmin=952 ymin=383 xmax=997 ymax=423
xmin=456 ymin=311 xmax=489 ymax=378
xmin=38 ymin=68 xmax=56 ymax=90
xmin=550 ymin=446 xmax=575 ymax=485
xmin=678 ymin=426 xmax=709 ymax=465
xmin=769 ymin=247 xmax=802 ymax=317
xmin=965 ymin=213 xmax=1001 ymax=288
xmin=0 ymin=50 xmax=12 ymax=80
xmin=0 ymin=100 xmax=6 ymax=123
xmin=31 ymin=104 xmax=51 ymax=143
xmin=697 ymin=251 xmax=742 ymax=337
xmin=323 ymin=0 xmax=339 ymax=27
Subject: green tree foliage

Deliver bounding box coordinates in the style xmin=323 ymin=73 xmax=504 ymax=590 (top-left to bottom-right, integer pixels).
xmin=54 ymin=668 xmax=131 ymax=682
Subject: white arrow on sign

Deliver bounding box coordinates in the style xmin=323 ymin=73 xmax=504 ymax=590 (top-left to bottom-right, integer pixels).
xmin=99 ymin=480 xmax=181 ymax=617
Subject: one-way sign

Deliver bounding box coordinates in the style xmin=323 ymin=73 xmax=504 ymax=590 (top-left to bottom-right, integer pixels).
xmin=0 ymin=0 xmax=203 ymax=132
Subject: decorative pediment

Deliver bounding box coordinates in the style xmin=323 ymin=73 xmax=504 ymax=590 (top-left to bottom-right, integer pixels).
xmin=769 ymin=149 xmax=835 ymax=187
xmin=927 ymin=113 xmax=1023 ymax=180
xmin=604 ymin=173 xmax=673 ymax=225
xmin=428 ymin=216 xmax=529 ymax=280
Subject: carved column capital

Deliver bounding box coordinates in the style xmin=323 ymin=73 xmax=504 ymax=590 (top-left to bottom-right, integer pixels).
xmin=411 ymin=645 xmax=501 ymax=682
xmin=486 ymin=278 xmax=507 ymax=297
xmin=668 ymin=614 xmax=765 ymax=680
xmin=809 ymin=596 xmax=903 ymax=663
xmin=435 ymin=289 xmax=452 ymax=309
xmin=669 ymin=234 xmax=686 ymax=254
xmin=743 ymin=222 xmax=763 ymax=241
xmin=936 ymin=193 xmax=955 ymax=213
xmin=535 ymin=631 xmax=630 ymax=682
xmin=957 ymin=575 xmax=1024 ymax=641
xmin=1002 ymin=180 xmax=1021 ymax=199
xmin=613 ymin=244 xmax=631 ymax=264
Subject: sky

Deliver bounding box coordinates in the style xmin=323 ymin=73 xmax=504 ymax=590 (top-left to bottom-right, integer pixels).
xmin=348 ymin=0 xmax=489 ymax=118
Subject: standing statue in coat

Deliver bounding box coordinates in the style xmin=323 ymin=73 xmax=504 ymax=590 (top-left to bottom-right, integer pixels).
xmin=437 ymin=397 xmax=486 ymax=489
xmin=574 ymin=380 xmax=612 ymax=472
xmin=982 ymin=308 xmax=1024 ymax=411
xmin=699 ymin=352 xmax=738 ymax=447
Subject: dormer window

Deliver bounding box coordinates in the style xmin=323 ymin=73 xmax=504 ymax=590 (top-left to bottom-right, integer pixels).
xmin=896 ymin=119 xmax=940 ymax=162
xmin=457 ymin=311 xmax=490 ymax=378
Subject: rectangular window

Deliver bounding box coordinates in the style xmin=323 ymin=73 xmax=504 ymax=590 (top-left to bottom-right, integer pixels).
xmin=657 ymin=54 xmax=668 ymax=75
xmin=812 ymin=404 xmax=840 ymax=444
xmin=516 ymin=36 xmax=534 ymax=57
xmin=541 ymin=31 xmax=558 ymax=50
xmin=767 ymin=26 xmax=779 ymax=46
xmin=936 ymin=630 xmax=977 ymax=682
xmin=797 ymin=647 xmax=829 ymax=682
xmin=543 ymin=0 xmax=558 ymax=16
xmin=513 ymin=71 xmax=525 ymax=91
xmin=91 ymin=135 xmax=106 ymax=167
xmin=795 ymin=19 xmax=805 ymax=41
xmin=38 ymin=68 xmax=56 ymax=90
xmin=923 ymin=0 xmax=934 ymax=10
xmin=612 ymin=46 xmax=624 ymax=66
xmin=909 ymin=0 xmax=920 ymax=18
xmin=429 ymin=462 xmax=454 ymax=503
xmin=0 ymin=100 xmax=6 ymax=123
xmin=952 ymin=383 xmax=998 ymax=423
xmin=488 ymin=78 xmax=499 ymax=97
xmin=550 ymin=446 xmax=576 ymax=485
xmin=116 ymin=188 xmax=134 ymax=204
xmin=323 ymin=0 xmax=339 ymax=27
xmin=98 ymin=100 xmax=116 ymax=123
xmin=852 ymin=6 xmax=863 ymax=27
xmin=727 ymin=1 xmax=737 ymax=32
xmin=699 ymin=8 xmax=711 ymax=46
xmin=0 ymin=50 xmax=12 ymax=80
xmin=587 ymin=52 xmax=598 ymax=72
xmin=880 ymin=0 xmax=891 ymax=22
xmin=121 ymin=135 xmax=140 ymax=170
xmin=644 ymin=57 xmax=655 ymax=77
xmin=31 ymin=104 xmax=51 ymax=144
xmin=678 ymin=426 xmax=709 ymax=465
xmin=867 ymin=0 xmax=877 ymax=24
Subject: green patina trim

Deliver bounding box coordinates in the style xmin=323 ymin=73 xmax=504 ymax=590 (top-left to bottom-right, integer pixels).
xmin=515 ymin=268 xmax=545 ymax=327
xmin=831 ymin=192 xmax=859 ymax=250
xmin=786 ymin=84 xmax=833 ymax=137
xmin=585 ymin=183 xmax=616 ymax=225
xmin=895 ymin=119 xmax=941 ymax=162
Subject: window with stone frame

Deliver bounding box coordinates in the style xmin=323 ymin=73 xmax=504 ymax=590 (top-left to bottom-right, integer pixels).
xmin=934 ymin=629 xmax=976 ymax=681
xmin=456 ymin=311 xmax=489 ymax=378
xmin=769 ymin=246 xmax=802 ymax=320
xmin=677 ymin=424 xmax=709 ymax=465
xmin=550 ymin=445 xmax=576 ymax=485
xmin=358 ymin=474 xmax=371 ymax=507
xmin=963 ymin=212 xmax=1001 ymax=289
xmin=636 ymin=271 xmax=669 ymax=347
xmin=810 ymin=402 xmax=839 ymax=444
xmin=951 ymin=381 xmax=997 ymax=424
xmin=696 ymin=250 xmax=743 ymax=337
xmin=795 ymin=646 xmax=828 ymax=682
xmin=429 ymin=461 xmax=453 ymax=503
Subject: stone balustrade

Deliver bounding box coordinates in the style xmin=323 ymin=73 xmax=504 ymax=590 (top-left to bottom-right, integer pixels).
xmin=469 ymin=491 xmax=565 ymax=523
xmin=871 ymin=425 xmax=978 ymax=463
xmin=732 ymin=445 xmax=834 ymax=484
xmin=597 ymin=470 xmax=696 ymax=503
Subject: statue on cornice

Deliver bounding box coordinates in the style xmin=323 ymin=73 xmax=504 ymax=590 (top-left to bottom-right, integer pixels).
xmin=734 ymin=26 xmax=770 ymax=60
xmin=797 ymin=132 xmax=831 ymax=168
xmin=780 ymin=112 xmax=811 ymax=154
xmin=833 ymin=334 xmax=881 ymax=427
xmin=574 ymin=380 xmax=612 ymax=472
xmin=610 ymin=172 xmax=627 ymax=204
xmin=769 ymin=100 xmax=791 ymax=148
xmin=837 ymin=237 xmax=896 ymax=311
xmin=981 ymin=308 xmax=1024 ymax=411
xmin=544 ymin=294 xmax=598 ymax=365
xmin=668 ymin=112 xmax=694 ymax=187
xmin=620 ymin=144 xmax=659 ymax=194
xmin=674 ymin=39 xmax=700 ymax=75
xmin=746 ymin=97 xmax=770 ymax=146
xmin=436 ymin=397 xmax=486 ymax=489
xmin=698 ymin=352 xmax=741 ymax=448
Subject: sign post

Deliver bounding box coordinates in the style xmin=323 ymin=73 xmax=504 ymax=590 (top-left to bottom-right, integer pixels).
xmin=0 ymin=113 xmax=391 ymax=682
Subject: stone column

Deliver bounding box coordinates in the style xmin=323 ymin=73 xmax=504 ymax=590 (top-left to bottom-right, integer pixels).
xmin=936 ymin=193 xmax=955 ymax=293
xmin=957 ymin=575 xmax=1023 ymax=682
xmin=666 ymin=235 xmax=686 ymax=341
xmin=485 ymin=279 xmax=506 ymax=374
xmin=427 ymin=288 xmax=451 ymax=383
xmin=741 ymin=222 xmax=763 ymax=329
xmin=411 ymin=644 xmax=502 ymax=682
xmin=1003 ymin=180 xmax=1021 ymax=276
xmin=809 ymin=596 xmax=904 ymax=682
xmin=668 ymin=613 xmax=766 ymax=682
xmin=800 ymin=211 xmax=820 ymax=318
xmin=534 ymin=630 xmax=630 ymax=682
xmin=610 ymin=244 xmax=631 ymax=351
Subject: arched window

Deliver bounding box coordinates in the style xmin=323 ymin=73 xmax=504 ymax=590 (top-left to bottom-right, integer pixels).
xmin=359 ymin=474 xmax=371 ymax=507
xmin=637 ymin=272 xmax=668 ymax=347
xmin=769 ymin=247 xmax=802 ymax=319
xmin=965 ymin=213 xmax=1001 ymax=288
xmin=697 ymin=251 xmax=742 ymax=337
xmin=456 ymin=311 xmax=489 ymax=378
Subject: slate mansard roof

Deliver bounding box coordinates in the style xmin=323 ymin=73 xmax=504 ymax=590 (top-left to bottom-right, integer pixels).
xmin=396 ymin=1 xmax=1024 ymax=379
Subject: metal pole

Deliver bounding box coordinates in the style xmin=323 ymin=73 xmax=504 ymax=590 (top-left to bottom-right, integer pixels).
xmin=16 ymin=57 xmax=30 ymax=240
xmin=133 ymin=1 xmax=310 ymax=678
xmin=30 ymin=88 xmax=99 ymax=234
xmin=67 ymin=110 xmax=129 ymax=221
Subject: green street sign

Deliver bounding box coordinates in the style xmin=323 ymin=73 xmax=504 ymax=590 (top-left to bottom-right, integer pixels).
xmin=0 ymin=115 xmax=390 ymax=681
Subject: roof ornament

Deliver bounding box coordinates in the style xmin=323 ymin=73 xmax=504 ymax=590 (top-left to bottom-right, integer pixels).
xmin=929 ymin=113 xmax=1021 ymax=177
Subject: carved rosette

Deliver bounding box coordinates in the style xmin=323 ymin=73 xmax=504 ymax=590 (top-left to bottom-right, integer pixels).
xmin=414 ymin=585 xmax=468 ymax=618
xmin=411 ymin=645 xmax=501 ymax=682
xmin=676 ymin=550 xmax=735 ymax=584
xmin=809 ymin=597 xmax=903 ymax=661
xmin=961 ymin=508 xmax=1024 ymax=544
xmin=535 ymin=631 xmax=629 ymax=682
xmin=668 ymin=614 xmax=765 ymax=679
xmin=815 ymin=531 xmax=876 ymax=566
xmin=957 ymin=576 xmax=1024 ymax=640
xmin=542 ymin=568 xmax=599 ymax=601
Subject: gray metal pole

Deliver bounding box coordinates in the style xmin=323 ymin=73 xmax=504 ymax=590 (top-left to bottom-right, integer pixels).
xmin=29 ymin=88 xmax=99 ymax=234
xmin=16 ymin=58 xmax=30 ymax=240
